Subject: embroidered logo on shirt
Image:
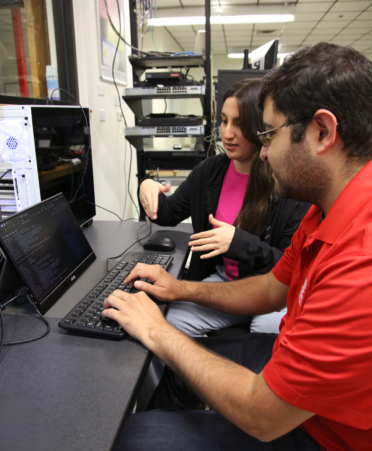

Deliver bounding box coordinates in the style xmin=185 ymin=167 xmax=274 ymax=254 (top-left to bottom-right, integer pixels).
xmin=299 ymin=278 xmax=307 ymax=306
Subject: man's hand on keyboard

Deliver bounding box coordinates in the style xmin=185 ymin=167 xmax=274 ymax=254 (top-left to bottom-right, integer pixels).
xmin=124 ymin=263 xmax=186 ymax=302
xmin=101 ymin=290 xmax=172 ymax=346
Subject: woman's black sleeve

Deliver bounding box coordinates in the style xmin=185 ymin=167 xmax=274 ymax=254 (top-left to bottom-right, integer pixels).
xmin=225 ymin=201 xmax=311 ymax=278
xmin=137 ymin=165 xmax=202 ymax=227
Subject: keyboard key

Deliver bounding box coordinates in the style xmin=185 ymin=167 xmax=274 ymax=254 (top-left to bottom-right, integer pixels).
xmin=71 ymin=311 xmax=82 ymax=318
xmin=64 ymin=319 xmax=75 ymax=325
xmin=95 ymin=321 xmax=104 ymax=330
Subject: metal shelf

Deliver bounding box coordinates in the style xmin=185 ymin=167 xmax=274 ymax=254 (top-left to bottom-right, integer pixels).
xmin=124 ymin=133 xmax=204 ymax=149
xmin=129 ymin=55 xmax=205 ymax=78
xmin=122 ymin=94 xmax=204 ymax=119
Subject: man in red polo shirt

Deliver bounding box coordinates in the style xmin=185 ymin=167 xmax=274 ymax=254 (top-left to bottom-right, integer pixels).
xmin=102 ymin=43 xmax=372 ymax=451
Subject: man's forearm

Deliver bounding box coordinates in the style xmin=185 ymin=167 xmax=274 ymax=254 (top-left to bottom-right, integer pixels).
xmin=148 ymin=323 xmax=261 ymax=436
xmin=179 ymin=273 xmax=286 ymax=316
xmin=147 ymin=323 xmax=311 ymax=441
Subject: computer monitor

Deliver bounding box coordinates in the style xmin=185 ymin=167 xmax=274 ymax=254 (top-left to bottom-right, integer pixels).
xmin=0 ymin=193 xmax=96 ymax=312
xmin=216 ymin=70 xmax=268 ymax=126
xmin=250 ymin=39 xmax=279 ymax=70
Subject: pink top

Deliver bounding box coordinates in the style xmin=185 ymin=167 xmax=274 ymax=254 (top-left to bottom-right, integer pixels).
xmin=215 ymin=160 xmax=249 ymax=280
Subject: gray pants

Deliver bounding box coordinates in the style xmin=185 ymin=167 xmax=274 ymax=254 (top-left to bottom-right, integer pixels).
xmin=167 ymin=266 xmax=287 ymax=337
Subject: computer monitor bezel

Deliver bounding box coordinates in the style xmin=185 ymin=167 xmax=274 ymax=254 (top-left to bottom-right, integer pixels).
xmin=250 ymin=39 xmax=279 ymax=70
xmin=0 ymin=193 xmax=96 ymax=314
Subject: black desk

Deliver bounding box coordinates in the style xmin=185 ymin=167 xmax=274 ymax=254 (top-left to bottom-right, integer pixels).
xmin=0 ymin=220 xmax=192 ymax=451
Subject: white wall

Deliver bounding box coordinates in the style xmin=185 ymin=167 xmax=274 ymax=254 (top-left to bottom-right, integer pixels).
xmin=72 ymin=0 xmax=136 ymax=221
xmin=212 ymin=54 xmax=246 ymax=77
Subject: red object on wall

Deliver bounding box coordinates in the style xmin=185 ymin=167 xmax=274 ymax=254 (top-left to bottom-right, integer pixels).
xmin=11 ymin=8 xmax=29 ymax=97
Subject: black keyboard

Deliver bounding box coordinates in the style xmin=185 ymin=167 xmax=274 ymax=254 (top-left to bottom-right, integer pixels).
xmin=58 ymin=252 xmax=173 ymax=339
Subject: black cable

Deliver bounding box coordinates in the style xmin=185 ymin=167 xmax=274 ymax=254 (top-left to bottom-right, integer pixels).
xmin=50 ymin=87 xmax=91 ymax=205
xmin=105 ymin=220 xmax=151 ymax=272
xmin=127 ymin=143 xmax=138 ymax=214
xmin=0 ymin=291 xmax=50 ymax=356
xmin=33 ymin=94 xmax=49 ymax=105
xmin=164 ymin=99 xmax=167 ymax=113
xmin=103 ymin=0 xmax=173 ymax=58
xmin=84 ymin=200 xmax=123 ymax=221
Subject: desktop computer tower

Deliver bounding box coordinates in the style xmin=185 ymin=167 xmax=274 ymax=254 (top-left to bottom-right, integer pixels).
xmin=0 ymin=104 xmax=96 ymax=226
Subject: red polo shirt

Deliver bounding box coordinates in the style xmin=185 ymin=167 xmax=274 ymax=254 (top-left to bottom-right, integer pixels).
xmin=263 ymin=160 xmax=372 ymax=451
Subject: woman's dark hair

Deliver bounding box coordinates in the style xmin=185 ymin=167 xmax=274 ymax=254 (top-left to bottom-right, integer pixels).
xmin=259 ymin=42 xmax=372 ymax=163
xmin=222 ymin=78 xmax=274 ymax=235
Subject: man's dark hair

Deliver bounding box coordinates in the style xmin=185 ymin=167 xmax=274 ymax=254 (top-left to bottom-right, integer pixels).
xmin=259 ymin=42 xmax=372 ymax=162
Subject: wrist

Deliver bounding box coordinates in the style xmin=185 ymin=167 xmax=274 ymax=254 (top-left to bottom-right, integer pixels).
xmin=178 ymin=280 xmax=197 ymax=302
xmin=147 ymin=321 xmax=179 ymax=354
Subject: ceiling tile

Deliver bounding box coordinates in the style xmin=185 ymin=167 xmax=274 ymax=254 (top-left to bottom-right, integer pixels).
xmin=323 ymin=11 xmax=362 ymax=21
xmin=355 ymin=36 xmax=372 ymax=43
xmin=216 ymin=0 xmax=259 ymax=3
xmin=283 ymin=21 xmax=318 ymax=30
xmin=164 ymin=25 xmax=194 ymax=33
xmin=330 ymin=37 xmax=356 ymax=45
xmin=222 ymin=24 xmax=254 ymax=32
xmin=251 ymin=37 xmax=278 ymax=45
xmin=347 ymin=20 xmax=372 ymax=28
xmin=353 ymin=42 xmax=372 ymax=51
xmin=294 ymin=12 xmax=328 ymax=21
xmin=259 ymin=0 xmax=292 ymax=3
xmin=302 ymin=37 xmax=330 ymax=45
xmin=356 ymin=11 xmax=372 ymax=20
xmin=180 ymin=0 xmax=207 ymax=5
xmin=295 ymin=3 xmax=333 ymax=13
xmin=337 ymin=28 xmax=372 ymax=36
xmin=330 ymin=1 xmax=372 ymax=12
xmin=155 ymin=0 xmax=180 ymax=7
xmin=253 ymin=22 xmax=285 ymax=31
xmin=305 ymin=32 xmax=338 ymax=40
xmin=280 ymin=29 xmax=314 ymax=36
xmin=315 ymin=20 xmax=351 ymax=29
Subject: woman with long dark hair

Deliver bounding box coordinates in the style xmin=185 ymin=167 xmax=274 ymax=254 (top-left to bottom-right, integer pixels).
xmin=139 ymin=78 xmax=310 ymax=336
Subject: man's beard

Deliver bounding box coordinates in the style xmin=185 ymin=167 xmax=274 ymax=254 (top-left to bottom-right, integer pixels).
xmin=271 ymin=138 xmax=332 ymax=207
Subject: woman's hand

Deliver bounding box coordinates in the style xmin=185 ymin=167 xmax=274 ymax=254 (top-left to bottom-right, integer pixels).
xmin=139 ymin=179 xmax=171 ymax=220
xmin=189 ymin=214 xmax=235 ymax=259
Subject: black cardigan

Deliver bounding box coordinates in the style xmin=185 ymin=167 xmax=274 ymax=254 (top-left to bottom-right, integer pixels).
xmin=139 ymin=154 xmax=311 ymax=281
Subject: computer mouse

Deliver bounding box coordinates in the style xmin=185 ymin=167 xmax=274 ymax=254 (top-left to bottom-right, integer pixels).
xmin=142 ymin=236 xmax=176 ymax=252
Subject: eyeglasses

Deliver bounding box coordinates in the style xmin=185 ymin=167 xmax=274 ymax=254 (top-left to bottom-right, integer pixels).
xmin=257 ymin=117 xmax=311 ymax=147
